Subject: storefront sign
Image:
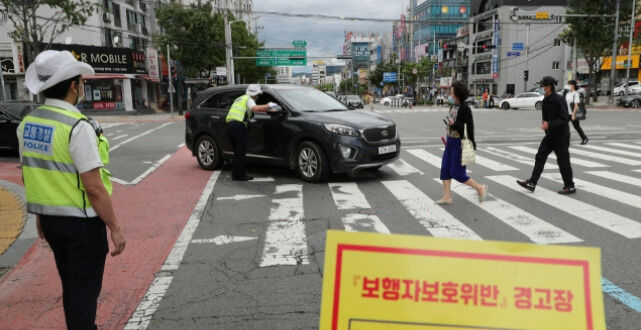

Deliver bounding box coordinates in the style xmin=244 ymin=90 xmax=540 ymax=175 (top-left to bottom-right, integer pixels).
xmin=146 ymin=48 xmax=160 ymax=81
xmin=601 ymin=55 xmax=640 ymax=70
xmin=12 ymin=43 xmax=24 ymax=74
xmin=319 ymin=231 xmax=605 ymax=330
xmin=50 ymin=44 xmax=147 ymax=74
xmin=92 ymin=101 xmax=116 ymax=110
xmin=1 ymin=57 xmax=14 ymax=73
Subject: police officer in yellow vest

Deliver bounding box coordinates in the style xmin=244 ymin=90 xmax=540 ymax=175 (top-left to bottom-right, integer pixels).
xmin=17 ymin=50 xmax=126 ymax=329
xmin=226 ymin=84 xmax=277 ymax=181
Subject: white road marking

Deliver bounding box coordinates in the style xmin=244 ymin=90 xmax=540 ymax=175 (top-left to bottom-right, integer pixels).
xmin=474 ymin=154 xmax=518 ymax=171
xmin=510 ymin=146 xmax=607 ymax=168
xmin=110 ymin=122 xmax=173 ymax=151
xmin=381 ymin=180 xmax=481 ymax=240
xmin=582 ymin=144 xmax=641 ymax=158
xmin=385 ymin=159 xmax=424 ymax=176
xmin=217 ymin=194 xmax=265 ymax=201
xmin=177 ymin=143 xmax=185 ymax=148
xmin=542 ymin=173 xmax=641 ymax=209
xmin=606 ymin=142 xmax=641 ymax=151
xmin=568 ymin=148 xmax=641 ymax=166
xmin=111 ymin=134 xmax=128 ymax=140
xmin=329 ymin=183 xmax=390 ymax=234
xmin=487 ymin=175 xmax=641 ymax=239
xmin=125 ymin=171 xmax=220 ymax=329
xmin=251 ymin=177 xmax=275 ymax=182
xmin=112 ymin=155 xmax=171 ymax=186
xmin=484 ymin=147 xmax=535 ymax=166
xmin=406 ymin=148 xmax=444 ymax=169
xmin=439 ymin=179 xmax=582 ymax=244
xmin=259 ymin=184 xmax=308 ymax=267
xmin=191 ymin=236 xmax=257 ymax=245
xmin=586 ymin=170 xmax=641 ymax=187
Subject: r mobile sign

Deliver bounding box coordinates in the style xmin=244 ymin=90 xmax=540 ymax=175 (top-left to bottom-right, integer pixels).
xmin=49 ymin=44 xmax=147 ymax=74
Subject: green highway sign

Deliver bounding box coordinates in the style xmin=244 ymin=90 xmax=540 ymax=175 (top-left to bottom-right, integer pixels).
xmin=292 ymin=40 xmax=307 ymax=48
xmin=256 ymin=48 xmax=307 ymax=66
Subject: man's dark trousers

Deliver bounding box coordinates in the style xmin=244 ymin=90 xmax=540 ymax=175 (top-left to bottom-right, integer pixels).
xmin=226 ymin=120 xmax=248 ymax=179
xmin=529 ymin=133 xmax=574 ymax=188
xmin=40 ymin=215 xmax=108 ymax=330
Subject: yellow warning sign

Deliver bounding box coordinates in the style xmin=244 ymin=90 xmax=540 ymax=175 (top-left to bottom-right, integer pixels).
xmin=319 ymin=230 xmax=605 ymax=330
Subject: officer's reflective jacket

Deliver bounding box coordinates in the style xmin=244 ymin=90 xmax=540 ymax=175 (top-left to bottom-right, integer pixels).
xmin=18 ymin=105 xmax=112 ymax=218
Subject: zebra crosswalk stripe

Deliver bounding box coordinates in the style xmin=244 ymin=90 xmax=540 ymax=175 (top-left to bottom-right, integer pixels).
xmin=582 ymin=144 xmax=641 ymax=159
xmin=541 ymin=173 xmax=641 ymax=209
xmin=381 ymin=180 xmax=481 ymax=240
xmin=606 ymin=142 xmax=641 ymax=151
xmin=487 ymin=175 xmax=641 ymax=239
xmin=440 ymin=179 xmax=582 ymax=245
xmin=568 ymin=148 xmax=641 ymax=166
xmin=406 ymin=149 xmax=445 ymax=169
xmin=386 ymin=159 xmax=424 ymax=176
xmin=510 ymin=146 xmax=608 ymax=168
xmin=329 ymin=183 xmax=390 ymax=233
xmin=484 ymin=146 xmax=535 ymax=166
xmin=259 ymin=184 xmax=309 ymax=267
xmin=585 ymin=171 xmax=641 ymax=187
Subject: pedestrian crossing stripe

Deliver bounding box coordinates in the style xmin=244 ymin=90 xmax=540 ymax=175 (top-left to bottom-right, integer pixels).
xmin=385 ymin=159 xmax=424 ymax=176
xmin=438 ymin=178 xmax=582 ymax=245
xmin=568 ymin=147 xmax=641 ymax=166
xmin=484 ymin=146 xmax=535 ymax=166
xmin=585 ymin=171 xmax=641 ymax=187
xmin=381 ymin=180 xmax=481 ymax=240
xmin=487 ymin=175 xmax=641 ymax=239
xmin=329 ymin=183 xmax=390 ymax=234
xmin=583 ymin=144 xmax=641 ymax=158
xmin=259 ymin=184 xmax=309 ymax=267
xmin=406 ymin=149 xmax=447 ymax=170
xmin=606 ymin=142 xmax=641 ymax=151
xmin=511 ymin=146 xmax=608 ymax=168
xmin=542 ymin=173 xmax=641 ymax=209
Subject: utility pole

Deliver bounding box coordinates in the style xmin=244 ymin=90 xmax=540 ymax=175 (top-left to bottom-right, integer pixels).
xmin=625 ymin=0 xmax=636 ymax=96
xmin=223 ymin=0 xmax=233 ymax=85
xmin=167 ymin=44 xmax=173 ymax=115
xmin=609 ymin=0 xmax=621 ymax=104
xmin=524 ymin=23 xmax=530 ymax=92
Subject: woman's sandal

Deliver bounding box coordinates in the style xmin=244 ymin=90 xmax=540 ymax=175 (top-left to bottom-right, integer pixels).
xmin=479 ymin=185 xmax=489 ymax=202
xmin=434 ymin=198 xmax=453 ymax=205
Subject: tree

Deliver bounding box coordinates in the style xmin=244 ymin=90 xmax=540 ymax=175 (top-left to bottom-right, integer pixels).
xmin=0 ymin=0 xmax=101 ymax=65
xmin=561 ymin=0 xmax=634 ymax=102
xmin=154 ymin=1 xmax=273 ymax=83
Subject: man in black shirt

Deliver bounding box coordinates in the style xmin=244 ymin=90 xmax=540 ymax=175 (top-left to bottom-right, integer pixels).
xmin=517 ymin=76 xmax=576 ymax=194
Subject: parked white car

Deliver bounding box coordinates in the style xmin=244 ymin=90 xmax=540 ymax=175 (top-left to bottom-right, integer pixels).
xmin=498 ymin=92 xmax=544 ymax=110
xmin=625 ymin=84 xmax=641 ymax=95
xmin=613 ymin=80 xmax=640 ymax=96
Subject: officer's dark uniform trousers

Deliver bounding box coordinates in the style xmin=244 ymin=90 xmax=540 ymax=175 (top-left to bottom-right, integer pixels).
xmin=226 ymin=120 xmax=248 ymax=179
xmin=528 ymin=94 xmax=574 ymax=188
xmin=41 ymin=215 xmax=108 ymax=330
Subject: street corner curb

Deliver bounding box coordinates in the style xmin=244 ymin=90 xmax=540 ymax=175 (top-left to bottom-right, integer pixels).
xmin=0 ymin=180 xmax=37 ymax=275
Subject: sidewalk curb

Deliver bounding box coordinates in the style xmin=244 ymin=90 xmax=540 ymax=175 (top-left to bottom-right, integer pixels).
xmin=0 ymin=180 xmax=37 ymax=279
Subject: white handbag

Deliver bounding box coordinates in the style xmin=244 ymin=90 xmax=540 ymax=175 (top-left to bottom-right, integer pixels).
xmin=461 ymin=123 xmax=476 ymax=166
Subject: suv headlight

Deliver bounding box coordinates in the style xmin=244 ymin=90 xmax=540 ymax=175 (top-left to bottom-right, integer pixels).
xmin=323 ymin=123 xmax=360 ymax=137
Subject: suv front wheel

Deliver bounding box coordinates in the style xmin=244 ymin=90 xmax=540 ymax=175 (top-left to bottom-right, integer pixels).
xmin=196 ymin=135 xmax=223 ymax=170
xmin=296 ymin=141 xmax=329 ymax=183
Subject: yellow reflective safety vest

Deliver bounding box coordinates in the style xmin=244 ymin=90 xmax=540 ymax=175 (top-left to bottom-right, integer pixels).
xmin=18 ymin=105 xmax=112 ymax=218
xmin=225 ymin=95 xmax=252 ymax=127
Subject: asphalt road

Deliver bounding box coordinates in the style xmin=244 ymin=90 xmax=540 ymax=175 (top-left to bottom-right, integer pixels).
xmin=2 ymin=105 xmax=641 ymax=329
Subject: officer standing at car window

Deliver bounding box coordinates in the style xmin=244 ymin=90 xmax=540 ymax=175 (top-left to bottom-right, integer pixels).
xmin=17 ymin=50 xmax=126 ymax=329
xmin=226 ymin=84 xmax=277 ymax=181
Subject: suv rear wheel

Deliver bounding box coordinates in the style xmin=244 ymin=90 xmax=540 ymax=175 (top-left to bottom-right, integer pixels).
xmin=296 ymin=141 xmax=329 ymax=183
xmin=502 ymin=102 xmax=510 ymax=110
xmin=196 ymin=135 xmax=223 ymax=170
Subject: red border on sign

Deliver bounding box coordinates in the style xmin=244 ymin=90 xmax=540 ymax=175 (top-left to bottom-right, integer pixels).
xmin=331 ymin=244 xmax=592 ymax=330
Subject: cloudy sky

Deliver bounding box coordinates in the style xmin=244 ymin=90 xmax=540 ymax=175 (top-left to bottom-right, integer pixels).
xmin=253 ymin=0 xmax=407 ymax=72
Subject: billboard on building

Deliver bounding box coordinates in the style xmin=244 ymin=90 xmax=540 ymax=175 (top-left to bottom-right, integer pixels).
xmin=49 ymin=44 xmax=147 ymax=74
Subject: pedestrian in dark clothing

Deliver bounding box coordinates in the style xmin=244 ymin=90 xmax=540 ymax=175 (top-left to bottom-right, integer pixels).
xmin=517 ymin=76 xmax=576 ymax=194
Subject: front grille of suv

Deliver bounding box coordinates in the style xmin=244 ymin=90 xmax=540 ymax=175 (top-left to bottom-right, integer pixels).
xmin=362 ymin=126 xmax=396 ymax=142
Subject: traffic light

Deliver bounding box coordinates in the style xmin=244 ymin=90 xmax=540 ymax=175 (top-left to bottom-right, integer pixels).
xmin=443 ymin=43 xmax=448 ymax=49
xmin=524 ymin=70 xmax=529 ymax=81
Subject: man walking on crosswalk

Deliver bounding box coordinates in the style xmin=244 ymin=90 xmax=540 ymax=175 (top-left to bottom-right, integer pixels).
xmin=517 ymin=76 xmax=576 ymax=195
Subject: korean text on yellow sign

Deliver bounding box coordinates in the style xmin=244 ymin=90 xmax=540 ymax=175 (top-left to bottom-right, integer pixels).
xmin=319 ymin=230 xmax=604 ymax=330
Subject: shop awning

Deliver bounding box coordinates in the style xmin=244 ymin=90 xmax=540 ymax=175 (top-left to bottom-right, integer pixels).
xmin=135 ymin=75 xmax=159 ymax=82
xmin=83 ymin=74 xmax=129 ymax=80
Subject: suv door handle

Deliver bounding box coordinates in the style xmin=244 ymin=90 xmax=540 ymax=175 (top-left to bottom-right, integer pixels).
xmin=211 ymin=115 xmax=219 ymax=119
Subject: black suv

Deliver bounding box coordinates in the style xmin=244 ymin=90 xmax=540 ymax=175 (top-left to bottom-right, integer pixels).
xmin=185 ymin=84 xmax=401 ymax=183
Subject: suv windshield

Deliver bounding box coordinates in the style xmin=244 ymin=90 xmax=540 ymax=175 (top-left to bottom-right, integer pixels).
xmin=345 ymin=95 xmax=361 ymax=101
xmin=278 ymin=88 xmax=347 ymax=112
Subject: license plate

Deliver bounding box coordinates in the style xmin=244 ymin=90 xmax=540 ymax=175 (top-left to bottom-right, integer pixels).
xmin=378 ymin=144 xmax=397 ymax=154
